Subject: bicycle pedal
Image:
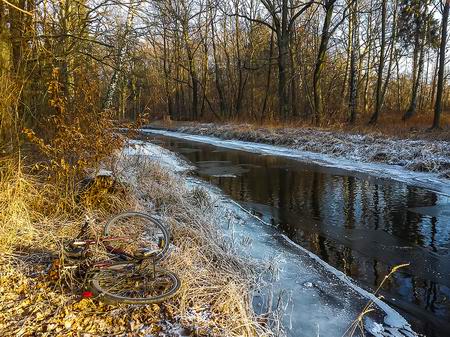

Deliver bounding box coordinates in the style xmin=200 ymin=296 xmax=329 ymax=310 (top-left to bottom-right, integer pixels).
xmin=138 ymin=249 xmax=158 ymax=258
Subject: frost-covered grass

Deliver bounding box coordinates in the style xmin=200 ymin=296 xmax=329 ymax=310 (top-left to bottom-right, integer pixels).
xmin=171 ymin=123 xmax=450 ymax=178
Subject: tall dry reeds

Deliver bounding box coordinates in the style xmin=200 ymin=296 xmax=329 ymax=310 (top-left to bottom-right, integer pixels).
xmin=0 ymin=72 xmax=22 ymax=151
xmin=0 ymin=158 xmax=38 ymax=254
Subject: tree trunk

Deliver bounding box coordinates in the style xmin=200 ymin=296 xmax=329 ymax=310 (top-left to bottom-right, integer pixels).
xmin=183 ymin=25 xmax=199 ymax=120
xmin=433 ymin=0 xmax=449 ymax=129
xmin=277 ymin=30 xmax=290 ymax=120
xmin=430 ymin=50 xmax=440 ymax=109
xmin=162 ymin=21 xmax=173 ymax=119
xmin=339 ymin=2 xmax=352 ymax=112
xmin=313 ymin=0 xmax=335 ymax=125
xmin=362 ymin=1 xmax=373 ymax=114
xmin=174 ymin=26 xmax=182 ymax=119
xmin=290 ymin=35 xmax=298 ymax=118
xmin=369 ymin=0 xmax=387 ymax=124
xmin=380 ymin=0 xmax=398 ymax=111
xmin=348 ymin=0 xmax=358 ymax=124
xmin=403 ymin=37 xmax=425 ymax=120
xmin=189 ymin=56 xmax=199 ymax=120
xmin=10 ymin=0 xmax=26 ymax=74
xmin=211 ymin=13 xmax=228 ymax=118
xmin=261 ymin=31 xmax=274 ymax=122
xmin=419 ymin=50 xmax=431 ymax=111
xmin=275 ymin=0 xmax=290 ymax=120
xmin=199 ymin=18 xmax=210 ymax=119
xmin=403 ymin=4 xmax=427 ymax=120
xmin=234 ymin=12 xmax=245 ymax=118
xmin=104 ymin=3 xmax=135 ymax=110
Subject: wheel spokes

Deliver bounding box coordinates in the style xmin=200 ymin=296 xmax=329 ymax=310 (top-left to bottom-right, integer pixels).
xmin=94 ymin=267 xmax=177 ymax=299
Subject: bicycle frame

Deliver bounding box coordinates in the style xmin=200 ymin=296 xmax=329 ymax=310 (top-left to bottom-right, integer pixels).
xmin=60 ymin=212 xmax=180 ymax=304
xmin=71 ymin=236 xmax=131 ymax=245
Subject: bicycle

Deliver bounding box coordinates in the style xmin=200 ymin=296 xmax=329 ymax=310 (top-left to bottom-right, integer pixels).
xmin=62 ymin=212 xmax=181 ymax=304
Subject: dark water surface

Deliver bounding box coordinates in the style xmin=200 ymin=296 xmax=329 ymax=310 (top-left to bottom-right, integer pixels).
xmin=143 ymin=133 xmax=450 ymax=337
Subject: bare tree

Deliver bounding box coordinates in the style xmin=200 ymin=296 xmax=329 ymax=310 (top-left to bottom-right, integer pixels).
xmin=313 ymin=0 xmax=338 ymax=125
xmin=347 ymin=0 xmax=358 ymax=124
xmin=233 ymin=0 xmax=314 ymax=119
xmin=433 ymin=0 xmax=450 ymax=129
xmin=369 ymin=0 xmax=387 ymax=124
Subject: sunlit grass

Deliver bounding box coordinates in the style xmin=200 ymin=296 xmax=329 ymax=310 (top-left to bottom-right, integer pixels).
xmin=342 ymin=263 xmax=410 ymax=337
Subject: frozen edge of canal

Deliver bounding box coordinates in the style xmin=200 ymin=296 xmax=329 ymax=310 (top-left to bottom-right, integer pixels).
xmin=122 ymin=137 xmax=418 ymax=337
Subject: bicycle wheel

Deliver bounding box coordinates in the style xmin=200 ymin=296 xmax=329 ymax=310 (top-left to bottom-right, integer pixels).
xmin=90 ymin=263 xmax=181 ymax=304
xmin=103 ymin=212 xmax=169 ymax=262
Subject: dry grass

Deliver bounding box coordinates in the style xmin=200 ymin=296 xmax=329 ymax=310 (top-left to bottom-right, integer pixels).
xmin=0 ymin=73 xmax=21 ymax=150
xmin=341 ymin=113 xmax=450 ymax=140
xmin=0 ymin=150 xmax=271 ymax=336
xmin=114 ymin=152 xmax=267 ymax=336
xmin=342 ymin=264 xmax=410 ymax=337
xmin=153 ymin=110 xmax=450 ymax=141
xmin=0 ymin=158 xmax=41 ymax=255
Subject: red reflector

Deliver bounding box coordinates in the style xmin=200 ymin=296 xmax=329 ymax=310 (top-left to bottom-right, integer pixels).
xmin=82 ymin=291 xmax=93 ymax=298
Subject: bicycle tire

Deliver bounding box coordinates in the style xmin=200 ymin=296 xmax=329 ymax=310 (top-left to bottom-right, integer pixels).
xmin=89 ymin=262 xmax=181 ymax=304
xmin=103 ymin=212 xmax=170 ymax=262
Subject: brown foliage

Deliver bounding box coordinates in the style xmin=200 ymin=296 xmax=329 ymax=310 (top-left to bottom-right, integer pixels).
xmin=23 ymin=68 xmax=123 ymax=188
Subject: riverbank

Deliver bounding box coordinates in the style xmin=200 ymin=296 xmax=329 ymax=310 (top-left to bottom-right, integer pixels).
xmin=147 ymin=122 xmax=450 ymax=179
xmin=0 ymin=141 xmax=271 ymax=336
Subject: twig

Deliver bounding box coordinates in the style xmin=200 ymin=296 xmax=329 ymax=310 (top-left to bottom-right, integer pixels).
xmin=1 ymin=0 xmax=33 ymax=16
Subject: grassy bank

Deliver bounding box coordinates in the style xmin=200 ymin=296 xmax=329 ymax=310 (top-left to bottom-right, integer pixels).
xmin=0 ymin=145 xmax=271 ymax=336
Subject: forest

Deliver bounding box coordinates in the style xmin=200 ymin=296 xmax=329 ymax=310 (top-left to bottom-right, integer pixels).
xmin=1 ymin=0 xmax=450 ymax=144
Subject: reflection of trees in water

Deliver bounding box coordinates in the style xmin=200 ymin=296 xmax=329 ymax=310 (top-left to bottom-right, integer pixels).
xmin=174 ymin=139 xmax=449 ymax=322
xmin=203 ymin=148 xmax=445 ymax=257
xmin=373 ymin=186 xmax=380 ymax=231
xmin=425 ymin=281 xmax=438 ymax=313
xmin=430 ymin=217 xmax=438 ymax=253
xmin=344 ymin=176 xmax=356 ymax=230
xmin=373 ymin=259 xmax=380 ymax=289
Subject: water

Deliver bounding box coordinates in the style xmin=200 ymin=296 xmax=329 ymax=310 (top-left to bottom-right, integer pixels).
xmin=138 ymin=132 xmax=450 ymax=337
